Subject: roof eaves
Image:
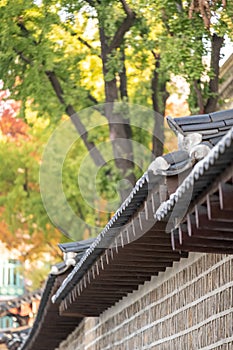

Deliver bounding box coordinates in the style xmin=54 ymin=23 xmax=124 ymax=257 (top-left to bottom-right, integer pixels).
xmin=52 ymin=172 xmax=150 ymax=303
xmin=167 ymin=109 xmax=233 ymax=146
xmin=19 ymin=274 xmax=56 ymax=350
xmin=58 ymin=238 xmax=96 ymax=253
xmin=155 ymin=126 xmax=233 ymax=222
xmin=52 ymin=113 xmax=233 ymax=305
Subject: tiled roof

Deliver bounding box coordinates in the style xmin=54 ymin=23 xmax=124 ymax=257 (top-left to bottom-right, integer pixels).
xmin=167 ymin=109 xmax=233 ymax=146
xmin=53 ymin=113 xmax=233 ymax=315
xmin=20 ymin=109 xmax=233 ymax=349
xmin=0 ymin=327 xmax=30 ymax=350
xmin=0 ymin=290 xmax=42 ymax=318
xmin=58 ymin=238 xmax=95 ymax=253
xmin=19 ymin=272 xmax=81 ymax=350
xmin=52 ymin=113 xmax=233 ymax=306
xmin=18 ymin=239 xmax=96 ymax=350
xmin=155 ymin=125 xmax=233 ymax=221
xmin=51 ymin=171 xmax=150 ymax=303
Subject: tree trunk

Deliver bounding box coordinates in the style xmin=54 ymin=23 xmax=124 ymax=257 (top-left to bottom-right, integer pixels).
xmin=99 ymin=27 xmax=136 ymax=200
xmin=193 ymin=79 xmax=205 ymax=114
xmin=119 ymin=45 xmax=128 ymax=100
xmin=204 ymin=33 xmax=224 ymax=113
xmin=151 ymin=53 xmax=167 ymax=158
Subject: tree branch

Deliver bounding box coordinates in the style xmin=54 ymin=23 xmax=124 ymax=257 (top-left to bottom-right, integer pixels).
xmin=88 ymin=93 xmax=98 ymax=104
xmin=120 ymin=0 xmax=134 ymax=17
xmin=65 ymin=24 xmax=101 ymax=57
xmin=15 ymin=21 xmax=106 ymax=167
xmin=45 ymin=70 xmax=65 ymax=105
xmin=84 ymin=0 xmax=96 ymax=6
xmin=189 ymin=0 xmax=226 ymax=29
xmin=108 ymin=2 xmax=136 ymax=52
xmin=13 ymin=49 xmax=31 ymax=64
xmin=77 ymin=36 xmax=101 ymax=58
xmin=77 ymin=36 xmax=93 ymax=50
xmin=45 ymin=71 xmax=105 ymax=166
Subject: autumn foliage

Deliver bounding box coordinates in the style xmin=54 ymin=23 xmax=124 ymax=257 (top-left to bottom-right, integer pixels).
xmin=0 ymin=84 xmax=65 ymax=288
xmin=0 ymin=82 xmax=28 ymax=140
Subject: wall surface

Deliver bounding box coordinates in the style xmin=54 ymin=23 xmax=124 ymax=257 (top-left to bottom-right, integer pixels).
xmin=219 ymin=53 xmax=233 ymax=109
xmin=57 ymin=253 xmax=233 ymax=350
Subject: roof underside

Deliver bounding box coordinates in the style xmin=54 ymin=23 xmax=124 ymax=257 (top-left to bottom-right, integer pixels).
xmin=19 ymin=274 xmax=81 ymax=350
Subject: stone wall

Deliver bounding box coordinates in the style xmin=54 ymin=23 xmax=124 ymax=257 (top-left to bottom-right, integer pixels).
xmin=57 ymin=253 xmax=233 ymax=350
xmin=219 ymin=53 xmax=233 ymax=109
